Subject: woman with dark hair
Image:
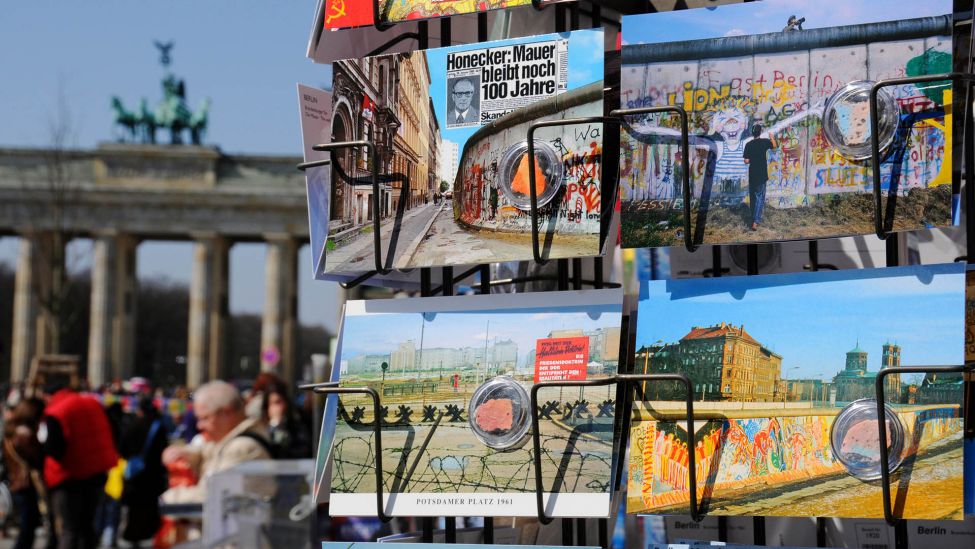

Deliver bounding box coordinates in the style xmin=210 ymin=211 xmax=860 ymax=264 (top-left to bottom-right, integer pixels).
xmin=260 ymin=385 xmax=310 ymax=459
xmin=119 ymin=397 xmax=168 ymax=547
xmin=246 ymin=372 xmax=287 ymax=420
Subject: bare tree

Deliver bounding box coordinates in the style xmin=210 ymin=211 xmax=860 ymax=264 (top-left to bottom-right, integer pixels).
xmin=23 ymin=78 xmax=87 ymax=356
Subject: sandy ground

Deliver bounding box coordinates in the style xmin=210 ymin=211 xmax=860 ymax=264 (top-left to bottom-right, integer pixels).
xmin=409 ymin=205 xmax=600 ymax=267
xmin=622 ymin=186 xmax=953 ymax=248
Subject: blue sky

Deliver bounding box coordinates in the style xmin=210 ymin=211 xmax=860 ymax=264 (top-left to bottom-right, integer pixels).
xmin=426 ymin=29 xmax=604 ymax=151
xmin=0 ymin=2 xmax=340 ymax=332
xmin=636 ymin=264 xmax=964 ymax=380
xmin=622 ymin=0 xmax=952 ymax=45
xmin=340 ymin=304 xmax=621 ymax=360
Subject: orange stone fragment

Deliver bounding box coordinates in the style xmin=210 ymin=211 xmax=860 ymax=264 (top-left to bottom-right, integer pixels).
xmin=510 ymin=153 xmax=545 ymax=197
xmin=475 ymin=398 xmax=513 ymax=432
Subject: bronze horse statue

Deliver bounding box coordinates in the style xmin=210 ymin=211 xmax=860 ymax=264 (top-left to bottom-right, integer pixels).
xmin=111 ymin=72 xmax=209 ymax=145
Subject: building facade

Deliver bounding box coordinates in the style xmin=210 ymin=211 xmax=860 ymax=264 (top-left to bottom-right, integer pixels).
xmin=428 ymin=98 xmax=441 ymax=202
xmin=916 ymin=371 xmax=964 ymax=404
xmin=390 ymin=339 xmax=416 ymax=372
xmin=331 ymin=51 xmax=438 ymax=235
xmin=438 ymin=140 xmax=459 ymax=187
xmin=832 ymin=342 xmax=902 ymax=402
xmin=783 ymin=379 xmax=830 ymax=402
xmin=639 ymin=323 xmax=782 ymax=402
xmin=393 ymin=51 xmax=432 ymax=212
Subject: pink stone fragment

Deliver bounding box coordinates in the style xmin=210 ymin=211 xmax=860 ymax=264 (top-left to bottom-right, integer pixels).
xmin=475 ymin=398 xmax=513 ymax=432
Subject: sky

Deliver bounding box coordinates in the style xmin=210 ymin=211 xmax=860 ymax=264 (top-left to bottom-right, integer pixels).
xmin=0 ymin=2 xmax=341 ymax=333
xmin=622 ymin=0 xmax=952 ymax=45
xmin=427 ymin=28 xmax=605 ymax=152
xmin=339 ymin=304 xmax=621 ymax=362
xmin=636 ymin=264 xmax=965 ymax=380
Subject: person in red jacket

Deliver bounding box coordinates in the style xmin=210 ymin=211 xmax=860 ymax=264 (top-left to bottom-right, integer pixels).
xmin=40 ymin=385 xmax=120 ymax=549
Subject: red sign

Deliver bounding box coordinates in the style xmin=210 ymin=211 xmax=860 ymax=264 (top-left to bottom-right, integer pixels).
xmin=324 ymin=0 xmax=374 ymax=30
xmin=534 ymin=337 xmax=590 ymax=383
xmin=361 ymin=95 xmax=376 ymax=121
xmin=261 ymin=346 xmax=280 ymax=367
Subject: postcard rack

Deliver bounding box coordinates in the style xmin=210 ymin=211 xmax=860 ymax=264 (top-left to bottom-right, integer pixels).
xmin=303 ymin=2 xmax=975 ymax=549
xmin=870 ymin=73 xmax=975 ymax=240
xmin=874 ymin=363 xmax=975 ymax=525
xmin=529 ymin=374 xmax=701 ymax=525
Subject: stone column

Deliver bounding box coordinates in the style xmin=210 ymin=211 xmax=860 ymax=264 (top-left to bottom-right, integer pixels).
xmin=87 ymin=233 xmax=139 ymax=388
xmin=112 ymin=235 xmax=139 ymax=381
xmin=11 ymin=236 xmax=40 ymax=382
xmin=86 ymin=234 xmax=117 ymax=388
xmin=261 ymin=235 xmax=298 ymax=382
xmin=186 ymin=234 xmax=229 ymax=389
xmin=10 ymin=233 xmax=60 ymax=383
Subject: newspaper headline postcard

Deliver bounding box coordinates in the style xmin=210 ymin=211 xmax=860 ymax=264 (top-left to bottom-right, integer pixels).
xmin=325 ymin=29 xmax=605 ymax=274
xmin=323 ymin=0 xmax=532 ymax=30
xmin=326 ymin=289 xmax=623 ymax=517
xmin=619 ymin=0 xmax=955 ymax=248
xmin=628 ymin=263 xmax=966 ymax=519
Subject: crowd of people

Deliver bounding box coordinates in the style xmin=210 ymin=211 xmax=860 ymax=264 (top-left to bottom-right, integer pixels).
xmin=0 ymin=373 xmax=313 ymax=548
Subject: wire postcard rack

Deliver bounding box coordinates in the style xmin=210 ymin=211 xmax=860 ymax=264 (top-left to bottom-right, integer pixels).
xmin=299 ymin=2 xmax=975 ymax=548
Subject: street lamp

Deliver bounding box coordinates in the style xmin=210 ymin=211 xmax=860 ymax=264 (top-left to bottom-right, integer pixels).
xmin=641 ymin=339 xmax=664 ymax=397
xmin=816 ymin=373 xmax=826 ymax=406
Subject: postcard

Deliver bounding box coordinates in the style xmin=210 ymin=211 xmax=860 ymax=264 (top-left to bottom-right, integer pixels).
xmin=326 ymin=29 xmax=605 ymax=274
xmin=298 ymin=84 xmax=474 ymax=289
xmin=326 ymin=289 xmax=623 ymax=517
xmin=322 ymin=0 xmax=532 ymax=30
xmin=619 ymin=0 xmax=955 ymax=248
xmin=627 ymin=263 xmax=966 ymax=519
xmin=298 ymin=84 xmax=334 ymax=278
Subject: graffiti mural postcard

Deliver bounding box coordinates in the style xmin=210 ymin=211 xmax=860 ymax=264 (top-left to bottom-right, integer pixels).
xmin=619 ymin=0 xmax=956 ymax=248
xmin=628 ymin=263 xmax=967 ymax=519
xmin=326 ymin=29 xmax=605 ymax=274
xmin=322 ymin=0 xmax=532 ymax=30
xmin=326 ymin=289 xmax=623 ymax=517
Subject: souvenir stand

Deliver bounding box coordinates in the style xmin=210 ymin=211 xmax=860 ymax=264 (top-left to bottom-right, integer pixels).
xmin=300 ymin=1 xmax=975 ymax=548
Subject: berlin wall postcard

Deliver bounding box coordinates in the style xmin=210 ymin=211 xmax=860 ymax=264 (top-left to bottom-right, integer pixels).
xmin=322 ymin=0 xmax=531 ymax=30
xmin=326 ymin=29 xmax=605 ymax=274
xmin=325 ymin=289 xmax=623 ymax=517
xmin=627 ymin=263 xmax=966 ymax=519
xmin=619 ymin=0 xmax=956 ymax=248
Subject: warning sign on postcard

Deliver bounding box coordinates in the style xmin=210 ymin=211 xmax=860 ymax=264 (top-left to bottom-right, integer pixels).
xmin=534 ymin=337 xmax=590 ymax=382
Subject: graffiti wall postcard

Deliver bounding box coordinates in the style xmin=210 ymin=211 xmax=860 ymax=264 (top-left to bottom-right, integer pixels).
xmin=322 ymin=0 xmax=532 ymax=30
xmin=326 ymin=289 xmax=623 ymax=517
xmin=619 ymin=0 xmax=956 ymax=248
xmin=627 ymin=263 xmax=967 ymax=519
xmin=326 ymin=29 xmax=605 ymax=274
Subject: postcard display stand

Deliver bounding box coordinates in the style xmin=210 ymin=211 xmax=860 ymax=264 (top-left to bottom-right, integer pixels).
xmin=300 ymin=1 xmax=975 ymax=549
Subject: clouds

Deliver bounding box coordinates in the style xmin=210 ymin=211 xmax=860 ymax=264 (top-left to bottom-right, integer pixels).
xmin=568 ymin=28 xmax=604 ymax=87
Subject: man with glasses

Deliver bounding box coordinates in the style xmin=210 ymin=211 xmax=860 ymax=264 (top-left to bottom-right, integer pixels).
xmin=448 ymin=77 xmax=478 ymax=126
xmin=161 ymin=381 xmax=272 ymax=504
